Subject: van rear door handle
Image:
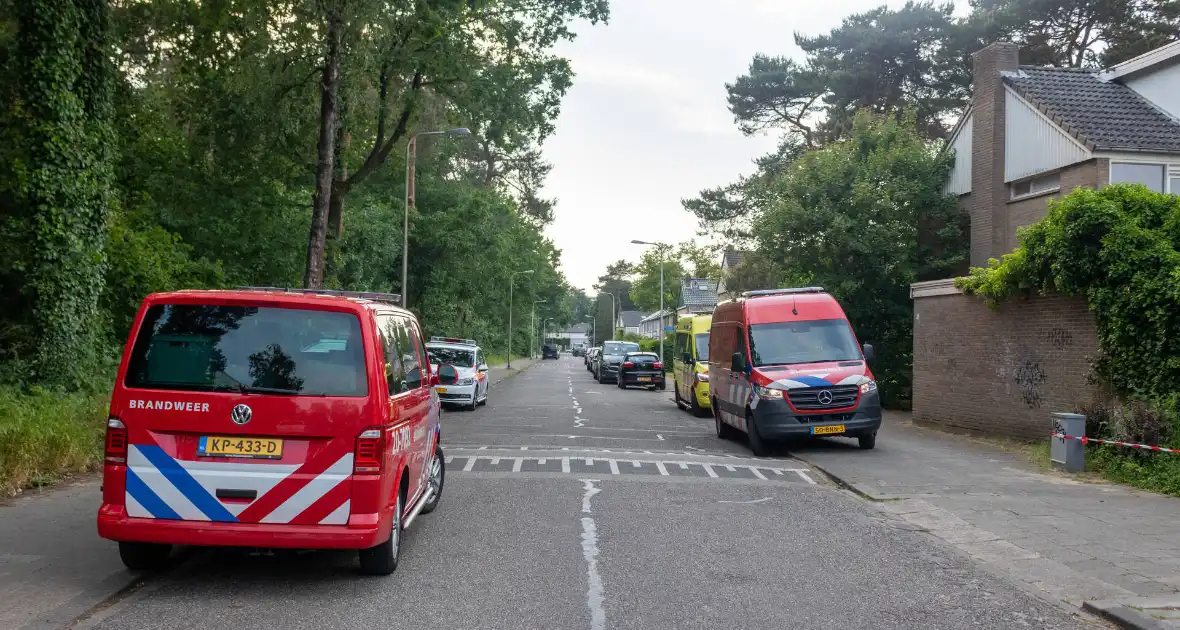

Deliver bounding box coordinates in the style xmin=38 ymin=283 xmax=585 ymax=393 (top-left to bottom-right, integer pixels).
xmin=216 ymin=489 xmax=257 ymax=502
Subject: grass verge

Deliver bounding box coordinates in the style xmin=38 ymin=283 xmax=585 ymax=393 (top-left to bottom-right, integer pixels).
xmin=1084 ymin=445 xmax=1180 ymax=497
xmin=0 ymin=387 xmax=109 ymax=497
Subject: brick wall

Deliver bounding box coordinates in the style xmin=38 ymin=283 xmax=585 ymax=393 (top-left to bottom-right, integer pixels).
xmin=912 ymin=288 xmax=1101 ymax=440
xmin=1005 ymin=158 xmax=1109 ymax=248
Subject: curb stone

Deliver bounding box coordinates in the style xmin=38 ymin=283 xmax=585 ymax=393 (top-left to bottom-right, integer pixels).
xmin=1082 ymin=601 xmax=1170 ymax=629
xmin=789 ymin=454 xmax=907 ymax=501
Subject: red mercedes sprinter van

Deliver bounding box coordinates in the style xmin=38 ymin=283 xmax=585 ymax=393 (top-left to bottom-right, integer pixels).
xmin=708 ymin=287 xmax=880 ymax=456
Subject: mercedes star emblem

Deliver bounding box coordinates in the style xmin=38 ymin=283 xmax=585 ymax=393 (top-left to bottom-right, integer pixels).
xmin=230 ymin=403 xmax=253 ymax=425
xmin=817 ymin=389 xmax=834 ymax=405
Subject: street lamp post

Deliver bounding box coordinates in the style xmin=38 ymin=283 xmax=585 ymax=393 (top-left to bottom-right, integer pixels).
xmin=632 ymin=239 xmax=668 ymax=363
xmin=599 ymin=292 xmax=617 ymax=342
xmin=531 ymin=299 xmax=546 ymax=359
xmin=401 ymin=127 xmax=470 ymax=306
xmin=507 ymin=269 xmax=534 ymax=368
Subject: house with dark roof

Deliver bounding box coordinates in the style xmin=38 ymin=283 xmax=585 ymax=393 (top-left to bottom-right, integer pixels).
xmin=615 ymin=310 xmax=647 ymax=336
xmin=677 ymin=277 xmax=718 ymax=316
xmin=908 ymin=40 xmax=1180 ymax=440
xmin=638 ymin=309 xmax=674 ymax=339
xmin=716 ymin=250 xmax=747 ymax=301
xmin=941 ymin=40 xmax=1180 ymax=269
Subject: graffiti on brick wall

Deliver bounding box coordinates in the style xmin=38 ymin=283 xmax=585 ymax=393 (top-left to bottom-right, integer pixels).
xmin=1045 ymin=327 xmax=1073 ymax=349
xmin=1014 ymin=360 xmax=1048 ymax=408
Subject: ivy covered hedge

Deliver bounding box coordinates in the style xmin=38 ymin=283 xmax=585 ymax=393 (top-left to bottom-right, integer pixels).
xmin=955 ymin=184 xmax=1180 ymax=493
xmin=956 ymin=184 xmax=1180 ymax=402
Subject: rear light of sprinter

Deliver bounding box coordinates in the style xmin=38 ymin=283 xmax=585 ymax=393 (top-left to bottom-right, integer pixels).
xmin=354 ymin=428 xmax=385 ymax=474
xmin=105 ymin=418 xmax=128 ymax=465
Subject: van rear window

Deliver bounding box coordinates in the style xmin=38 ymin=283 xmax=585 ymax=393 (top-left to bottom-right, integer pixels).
xmin=125 ymin=304 xmax=368 ymax=397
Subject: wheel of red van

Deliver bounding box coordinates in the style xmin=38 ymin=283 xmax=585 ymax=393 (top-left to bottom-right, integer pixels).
xmin=118 ymin=541 xmax=172 ymax=571
xmin=420 ymin=444 xmax=445 ymax=514
xmin=714 ymin=403 xmax=735 ymax=440
xmin=745 ymin=412 xmax=770 ymax=457
xmin=359 ymin=488 xmax=403 ymax=575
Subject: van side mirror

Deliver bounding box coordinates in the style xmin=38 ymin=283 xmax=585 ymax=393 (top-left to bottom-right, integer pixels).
xmin=478 ymin=363 xmax=489 ymax=372
xmin=730 ymin=352 xmax=746 ymax=373
xmin=429 ymin=372 xmax=440 ymax=387
xmin=862 ymin=343 xmax=875 ymax=362
xmin=682 ymin=352 xmax=693 ymax=365
xmin=437 ymin=364 xmax=459 ymax=385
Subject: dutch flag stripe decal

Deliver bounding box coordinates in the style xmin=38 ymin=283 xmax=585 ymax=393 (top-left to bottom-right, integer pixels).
xmin=125 ymin=467 xmax=182 ymax=521
xmin=135 ymin=445 xmax=239 ymax=523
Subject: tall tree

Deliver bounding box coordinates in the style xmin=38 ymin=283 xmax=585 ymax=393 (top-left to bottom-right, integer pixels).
xmin=0 ymin=0 xmax=116 ymax=386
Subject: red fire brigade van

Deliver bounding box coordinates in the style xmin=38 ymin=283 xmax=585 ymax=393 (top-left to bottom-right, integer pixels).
xmin=708 ymin=287 xmax=880 ymax=456
xmin=97 ymin=288 xmax=446 ymax=575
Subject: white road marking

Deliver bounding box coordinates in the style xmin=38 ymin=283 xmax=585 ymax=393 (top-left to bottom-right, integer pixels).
xmin=632 ymin=460 xmax=641 ymax=468
xmin=678 ymin=463 xmax=687 ymax=469
xmin=463 ymin=458 xmax=477 ymax=472
xmin=655 ymin=462 xmax=669 ymax=476
xmin=538 ymin=458 xmax=547 ymax=465
xmin=748 ymin=467 xmax=768 ymax=480
xmin=794 ymin=470 xmax=817 ymax=485
xmin=584 ymin=457 xmax=593 ymax=466
xmin=656 ymin=434 xmax=665 ymax=441
xmin=579 ymin=479 xmax=607 ymax=630
xmin=445 ymin=456 xmax=454 ymax=464
xmin=512 ymin=458 xmax=524 ymax=472
xmin=608 ymin=460 xmax=619 ymax=475
xmin=478 ymin=446 xmax=488 ymax=451
xmin=561 ymin=457 xmax=571 ymax=473
xmin=702 ymin=464 xmax=719 ymax=478
xmin=719 ymin=497 xmax=772 ymax=504
xmin=491 ymin=457 xmax=501 ymax=465
xmin=724 ymin=465 xmax=736 ymax=472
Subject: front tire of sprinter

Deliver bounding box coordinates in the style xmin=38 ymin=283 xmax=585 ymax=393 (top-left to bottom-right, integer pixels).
xmin=420 ymin=444 xmax=445 ymax=514
xmin=118 ymin=541 xmax=172 ymax=571
xmin=858 ymin=432 xmax=877 ymax=450
xmin=746 ymin=411 xmax=770 ymax=457
xmin=359 ymin=489 xmax=403 ymax=575
xmin=714 ymin=403 xmax=735 ymax=440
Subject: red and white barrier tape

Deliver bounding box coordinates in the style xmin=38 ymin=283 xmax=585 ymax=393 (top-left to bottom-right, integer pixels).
xmin=1052 ymin=432 xmax=1180 ymax=455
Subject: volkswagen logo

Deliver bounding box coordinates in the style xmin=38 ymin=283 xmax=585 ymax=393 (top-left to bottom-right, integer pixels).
xmin=816 ymin=389 xmax=834 ymax=405
xmin=230 ymin=404 xmax=253 ymax=425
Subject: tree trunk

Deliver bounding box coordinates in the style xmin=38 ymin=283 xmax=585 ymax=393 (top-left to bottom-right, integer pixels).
xmin=303 ymin=3 xmax=345 ymax=289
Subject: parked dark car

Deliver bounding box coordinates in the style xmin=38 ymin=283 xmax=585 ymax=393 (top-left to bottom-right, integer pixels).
xmin=617 ymin=351 xmax=665 ymax=390
xmin=595 ymin=340 xmax=641 ymax=384
xmin=584 ymin=347 xmax=600 ymax=371
xmin=542 ymin=344 xmax=559 ymax=359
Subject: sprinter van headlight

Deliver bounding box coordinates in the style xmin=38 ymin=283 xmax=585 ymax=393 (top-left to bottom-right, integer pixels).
xmin=860 ymin=380 xmax=877 ymax=394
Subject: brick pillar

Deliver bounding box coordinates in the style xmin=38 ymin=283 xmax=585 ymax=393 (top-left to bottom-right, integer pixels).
xmin=969 ymin=42 xmax=1019 ymax=267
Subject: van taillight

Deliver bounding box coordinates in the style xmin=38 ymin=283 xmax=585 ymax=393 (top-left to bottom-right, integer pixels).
xmin=354 ymin=428 xmax=385 ymax=474
xmin=105 ymin=418 xmax=127 ymax=465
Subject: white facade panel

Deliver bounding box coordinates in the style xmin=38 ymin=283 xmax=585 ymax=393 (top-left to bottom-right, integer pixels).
xmin=944 ymin=113 xmax=972 ymax=196
xmin=1124 ymin=62 xmax=1180 ymax=120
xmin=1004 ymin=87 xmax=1092 ymax=182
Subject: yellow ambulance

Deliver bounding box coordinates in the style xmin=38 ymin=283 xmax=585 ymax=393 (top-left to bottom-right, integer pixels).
xmin=673 ymin=314 xmax=711 ymax=416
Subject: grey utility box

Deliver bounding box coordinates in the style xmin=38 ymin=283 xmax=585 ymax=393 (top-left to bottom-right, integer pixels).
xmin=1050 ymin=412 xmax=1086 ymax=472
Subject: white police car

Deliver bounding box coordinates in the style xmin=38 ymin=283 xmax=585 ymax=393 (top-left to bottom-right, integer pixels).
xmin=425 ymin=337 xmax=489 ymax=411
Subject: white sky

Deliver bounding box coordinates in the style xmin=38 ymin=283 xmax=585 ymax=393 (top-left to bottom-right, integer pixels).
xmin=542 ymin=0 xmax=965 ymax=292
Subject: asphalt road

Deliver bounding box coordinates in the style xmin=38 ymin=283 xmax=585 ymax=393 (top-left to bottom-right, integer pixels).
xmin=78 ymin=356 xmax=1098 ymax=630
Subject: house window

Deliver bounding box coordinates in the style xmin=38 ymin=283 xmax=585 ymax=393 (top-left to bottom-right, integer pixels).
xmin=1110 ymin=162 xmax=1165 ymax=192
xmin=1010 ymin=172 xmax=1061 ymax=199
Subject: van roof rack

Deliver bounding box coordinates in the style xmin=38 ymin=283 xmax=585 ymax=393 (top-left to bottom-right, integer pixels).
xmin=741 ymin=287 xmax=826 ymax=298
xmin=235 ymin=287 xmax=403 ymax=306
xmin=429 ymin=336 xmax=478 ymax=346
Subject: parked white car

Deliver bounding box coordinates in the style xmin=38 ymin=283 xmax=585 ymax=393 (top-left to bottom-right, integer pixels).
xmin=425 ymin=337 xmax=489 ymax=411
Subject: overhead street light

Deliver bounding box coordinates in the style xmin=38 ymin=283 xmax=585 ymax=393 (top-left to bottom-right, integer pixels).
xmin=401 ymin=127 xmax=472 ymax=305
xmin=631 ymin=239 xmax=670 ymax=362
xmin=507 ymin=269 xmax=534 ymax=368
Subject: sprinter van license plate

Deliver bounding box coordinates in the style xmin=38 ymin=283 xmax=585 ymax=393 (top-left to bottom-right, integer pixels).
xmin=199 ymin=436 xmax=283 ymax=459
xmin=811 ymin=425 xmax=845 ymax=435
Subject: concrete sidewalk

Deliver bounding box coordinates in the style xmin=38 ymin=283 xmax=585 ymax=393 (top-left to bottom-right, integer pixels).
xmin=0 ymin=357 xmax=539 ymax=629
xmin=793 ymin=411 xmax=1180 ymax=628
